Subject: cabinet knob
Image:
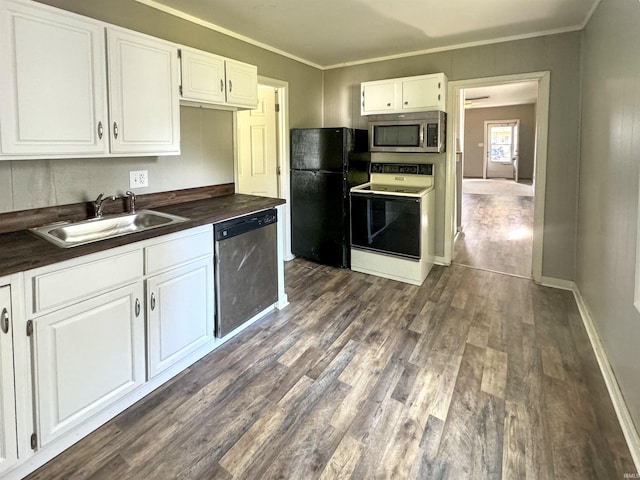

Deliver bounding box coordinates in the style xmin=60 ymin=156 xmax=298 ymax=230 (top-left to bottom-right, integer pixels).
xmin=404 ymin=101 xmax=408 ymax=105
xmin=135 ymin=298 xmax=141 ymax=317
xmin=1 ymin=308 xmax=8 ymax=334
xmin=387 ymin=103 xmax=391 ymax=107
xmin=150 ymin=293 xmax=156 ymax=311
xmin=113 ymin=122 xmax=119 ymax=140
xmin=97 ymin=121 xmax=103 ymax=140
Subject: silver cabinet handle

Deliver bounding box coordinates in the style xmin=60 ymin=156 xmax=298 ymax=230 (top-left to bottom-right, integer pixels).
xmin=1 ymin=308 xmax=8 ymax=334
xmin=220 ymin=79 xmax=224 ymax=92
xmin=150 ymin=293 xmax=156 ymax=311
xmin=135 ymin=298 xmax=140 ymax=317
xmin=97 ymin=121 xmax=103 ymax=139
xmin=228 ymin=80 xmax=233 ymax=92
xmin=113 ymin=122 xmax=119 ymax=139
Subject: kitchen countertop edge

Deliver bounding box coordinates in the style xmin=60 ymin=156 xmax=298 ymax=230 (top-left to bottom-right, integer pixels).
xmin=0 ymin=194 xmax=285 ymax=278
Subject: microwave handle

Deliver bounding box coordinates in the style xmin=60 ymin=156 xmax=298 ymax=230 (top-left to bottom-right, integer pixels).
xmin=420 ymin=126 xmax=424 ymax=145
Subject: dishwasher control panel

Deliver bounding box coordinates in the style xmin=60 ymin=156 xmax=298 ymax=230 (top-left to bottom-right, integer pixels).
xmin=214 ymin=208 xmax=278 ymax=241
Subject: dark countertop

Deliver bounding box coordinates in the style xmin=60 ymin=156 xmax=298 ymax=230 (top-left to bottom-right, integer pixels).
xmin=0 ymin=194 xmax=285 ymax=277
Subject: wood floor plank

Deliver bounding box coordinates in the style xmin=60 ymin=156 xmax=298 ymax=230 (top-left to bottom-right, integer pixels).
xmin=24 ymin=258 xmax=636 ymax=480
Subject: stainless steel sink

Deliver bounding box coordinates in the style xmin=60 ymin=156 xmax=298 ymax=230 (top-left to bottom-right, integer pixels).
xmin=30 ymin=210 xmax=189 ymax=248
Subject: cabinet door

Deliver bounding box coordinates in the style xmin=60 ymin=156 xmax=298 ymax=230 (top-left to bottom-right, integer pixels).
xmin=147 ymin=257 xmax=214 ymax=379
xmin=225 ymin=59 xmax=258 ymax=108
xmin=107 ymin=27 xmax=180 ymax=155
xmin=0 ymin=0 xmax=108 ymax=155
xmin=33 ymin=283 xmax=145 ymax=446
xmin=402 ymin=75 xmax=445 ymax=111
xmin=361 ymin=80 xmax=398 ymax=115
xmin=0 ymin=286 xmax=17 ymax=474
xmin=180 ymin=48 xmax=226 ymax=104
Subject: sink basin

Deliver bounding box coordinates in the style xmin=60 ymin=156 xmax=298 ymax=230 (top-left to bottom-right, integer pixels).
xmin=30 ymin=210 xmax=189 ymax=248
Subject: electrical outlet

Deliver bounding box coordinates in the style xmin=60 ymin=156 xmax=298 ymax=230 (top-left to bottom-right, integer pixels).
xmin=129 ymin=170 xmax=149 ymax=188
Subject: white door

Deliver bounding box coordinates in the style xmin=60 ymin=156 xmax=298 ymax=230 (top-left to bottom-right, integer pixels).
xmin=0 ymin=286 xmax=17 ymax=474
xmin=33 ymin=283 xmax=145 ymax=446
xmin=0 ymin=0 xmax=108 ymax=155
xmin=485 ymin=120 xmax=520 ymax=179
xmin=147 ymin=257 xmax=214 ymax=379
xmin=107 ymin=27 xmax=180 ymax=155
xmin=237 ymin=86 xmax=279 ymax=197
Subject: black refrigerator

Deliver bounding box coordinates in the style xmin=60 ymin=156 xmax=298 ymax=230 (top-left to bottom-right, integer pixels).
xmin=290 ymin=127 xmax=370 ymax=268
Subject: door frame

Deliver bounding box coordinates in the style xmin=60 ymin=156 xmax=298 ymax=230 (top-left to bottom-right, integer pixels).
xmin=483 ymin=119 xmax=520 ymax=180
xmin=445 ymin=71 xmax=550 ymax=282
xmin=233 ymin=75 xmax=293 ymax=260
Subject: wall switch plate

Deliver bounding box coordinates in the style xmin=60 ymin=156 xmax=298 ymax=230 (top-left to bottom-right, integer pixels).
xmin=129 ymin=170 xmax=148 ymax=188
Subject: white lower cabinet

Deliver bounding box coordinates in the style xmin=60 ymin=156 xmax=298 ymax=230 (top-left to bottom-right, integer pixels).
xmin=147 ymin=257 xmax=214 ymax=379
xmin=32 ymin=283 xmax=145 ymax=446
xmin=0 ymin=285 xmax=18 ymax=475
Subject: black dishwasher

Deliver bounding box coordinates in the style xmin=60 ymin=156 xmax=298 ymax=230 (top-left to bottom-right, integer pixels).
xmin=214 ymin=208 xmax=278 ymax=337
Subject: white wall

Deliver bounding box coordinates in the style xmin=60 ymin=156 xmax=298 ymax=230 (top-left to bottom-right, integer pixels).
xmin=577 ymin=0 xmax=640 ymax=429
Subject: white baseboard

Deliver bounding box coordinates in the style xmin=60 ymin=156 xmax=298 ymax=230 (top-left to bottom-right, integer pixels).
xmin=541 ymin=277 xmax=640 ymax=473
xmin=539 ymin=275 xmax=575 ymax=291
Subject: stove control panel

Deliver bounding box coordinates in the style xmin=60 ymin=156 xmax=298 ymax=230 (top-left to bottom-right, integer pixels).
xmin=370 ymin=163 xmax=433 ymax=176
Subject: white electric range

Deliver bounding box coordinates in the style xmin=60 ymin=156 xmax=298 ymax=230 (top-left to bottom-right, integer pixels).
xmin=350 ymin=162 xmax=435 ymax=286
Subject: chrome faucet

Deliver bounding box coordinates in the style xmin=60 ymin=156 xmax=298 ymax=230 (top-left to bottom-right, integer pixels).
xmin=125 ymin=191 xmax=136 ymax=214
xmin=93 ymin=193 xmax=116 ymax=218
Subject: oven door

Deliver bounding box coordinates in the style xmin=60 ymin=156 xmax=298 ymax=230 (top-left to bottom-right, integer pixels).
xmin=350 ymin=192 xmax=421 ymax=259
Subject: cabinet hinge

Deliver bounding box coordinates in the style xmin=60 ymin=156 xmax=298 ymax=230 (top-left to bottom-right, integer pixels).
xmin=177 ymin=48 xmax=182 ymax=59
xmin=275 ymin=103 xmax=280 ymax=113
xmin=26 ymin=319 xmax=33 ymax=337
xmin=30 ymin=433 xmax=37 ymax=450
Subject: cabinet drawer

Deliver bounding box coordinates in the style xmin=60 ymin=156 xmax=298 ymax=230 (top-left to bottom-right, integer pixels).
xmin=30 ymin=250 xmax=142 ymax=315
xmin=145 ymin=225 xmax=213 ymax=275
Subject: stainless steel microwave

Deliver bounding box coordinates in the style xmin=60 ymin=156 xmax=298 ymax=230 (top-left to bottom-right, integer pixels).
xmin=368 ymin=111 xmax=446 ymax=153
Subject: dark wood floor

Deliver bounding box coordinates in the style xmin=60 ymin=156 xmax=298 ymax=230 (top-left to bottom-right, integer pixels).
xmin=26 ymin=259 xmax=635 ymax=479
xmin=454 ymin=192 xmax=534 ymax=277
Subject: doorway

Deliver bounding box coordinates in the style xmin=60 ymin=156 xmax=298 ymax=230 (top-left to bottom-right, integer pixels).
xmin=234 ymin=76 xmax=292 ymax=260
xmin=485 ymin=120 xmax=520 ymax=181
xmin=445 ymin=72 xmax=550 ymax=281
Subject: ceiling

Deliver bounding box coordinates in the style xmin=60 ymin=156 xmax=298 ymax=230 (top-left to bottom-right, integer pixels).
xmin=137 ymin=0 xmax=600 ymax=69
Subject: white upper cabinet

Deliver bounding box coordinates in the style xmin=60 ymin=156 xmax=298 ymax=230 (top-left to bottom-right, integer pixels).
xmin=225 ymin=59 xmax=258 ymax=108
xmin=361 ymin=80 xmax=399 ymax=114
xmin=401 ymin=74 xmax=446 ymax=111
xmin=179 ymin=47 xmax=258 ymax=109
xmin=180 ymin=47 xmax=226 ymax=104
xmin=361 ymin=73 xmax=447 ymax=115
xmin=0 ymin=0 xmax=108 ymax=155
xmin=107 ymin=27 xmax=180 ymax=155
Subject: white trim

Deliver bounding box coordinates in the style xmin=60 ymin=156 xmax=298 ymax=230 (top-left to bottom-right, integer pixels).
xmin=133 ymin=0 xmax=323 ymax=69
xmin=134 ymin=0 xmax=590 ymax=71
xmin=571 ymin=285 xmax=640 ymax=474
xmin=539 ymin=275 xmax=575 ymax=291
xmin=581 ymin=0 xmax=603 ymax=29
xmin=445 ymin=71 xmax=549 ymax=283
xmin=323 ymin=26 xmax=583 ymax=70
